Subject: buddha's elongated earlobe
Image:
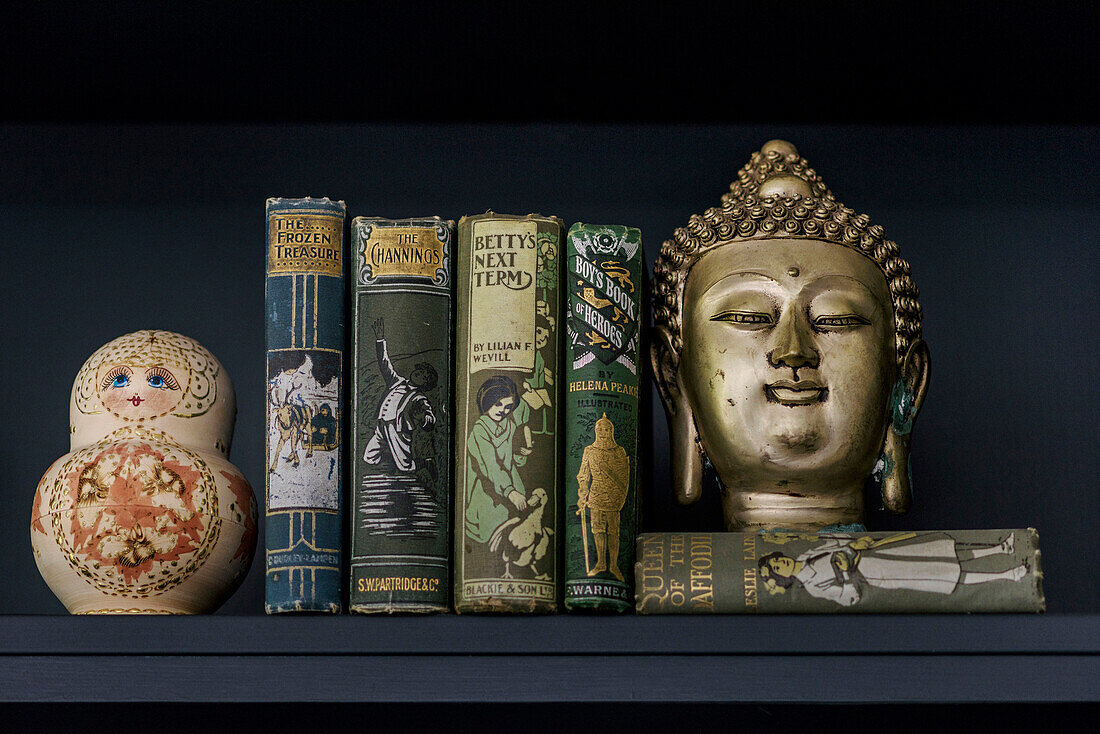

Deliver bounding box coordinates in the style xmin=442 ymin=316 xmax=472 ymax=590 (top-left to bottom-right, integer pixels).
xmin=651 ymin=325 xmax=704 ymax=505
xmin=880 ymin=339 xmax=931 ymax=514
xmin=670 ymin=399 xmax=705 ymax=506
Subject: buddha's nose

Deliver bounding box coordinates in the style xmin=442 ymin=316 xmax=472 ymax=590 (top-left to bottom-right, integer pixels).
xmin=767 ymin=309 xmax=820 ymax=373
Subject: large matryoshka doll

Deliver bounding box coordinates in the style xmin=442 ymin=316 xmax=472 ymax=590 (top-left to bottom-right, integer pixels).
xmin=31 ymin=330 xmax=258 ymax=614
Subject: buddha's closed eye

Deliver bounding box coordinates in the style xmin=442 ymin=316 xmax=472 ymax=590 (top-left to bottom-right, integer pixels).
xmin=813 ymin=315 xmax=871 ymax=329
xmin=711 ymin=310 xmax=774 ymax=326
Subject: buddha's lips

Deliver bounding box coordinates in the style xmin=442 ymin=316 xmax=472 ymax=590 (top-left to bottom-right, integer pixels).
xmin=128 ymin=395 xmax=144 ymax=406
xmin=765 ymin=381 xmax=827 ymax=406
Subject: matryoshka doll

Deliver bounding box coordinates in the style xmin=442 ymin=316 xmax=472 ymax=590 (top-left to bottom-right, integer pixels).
xmin=31 ymin=330 xmax=258 ymax=614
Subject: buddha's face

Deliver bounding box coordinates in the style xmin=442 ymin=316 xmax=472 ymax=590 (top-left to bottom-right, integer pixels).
xmin=681 ymin=238 xmax=896 ymax=489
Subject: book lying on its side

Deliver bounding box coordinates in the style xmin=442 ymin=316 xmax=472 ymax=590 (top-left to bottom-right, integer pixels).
xmin=349 ymin=216 xmax=453 ymax=613
xmin=264 ymin=197 xmax=345 ymax=614
xmin=563 ymin=223 xmax=643 ymax=613
xmin=636 ymin=529 xmax=1044 ymax=613
xmin=454 ymin=212 xmax=564 ymax=613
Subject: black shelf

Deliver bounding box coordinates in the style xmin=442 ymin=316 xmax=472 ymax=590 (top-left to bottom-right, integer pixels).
xmin=1 ymin=615 xmax=1096 ymax=703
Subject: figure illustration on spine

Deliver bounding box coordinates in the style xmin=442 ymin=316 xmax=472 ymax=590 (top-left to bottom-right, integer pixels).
xmin=350 ymin=217 xmax=452 ymax=612
xmin=264 ymin=197 xmax=345 ymax=613
xmin=758 ymin=531 xmax=1031 ymax=607
xmin=358 ymin=316 xmax=446 ymax=536
xmin=456 ymin=214 xmax=562 ymax=611
xmin=564 ymin=223 xmax=642 ymax=611
xmin=267 ymin=351 xmax=341 ymax=508
xmin=576 ymin=413 xmax=630 ymax=581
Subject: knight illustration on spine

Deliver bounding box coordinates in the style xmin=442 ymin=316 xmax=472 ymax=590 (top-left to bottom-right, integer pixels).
xmin=264 ymin=197 xmax=345 ymax=614
xmin=350 ymin=217 xmax=452 ymax=613
xmin=455 ymin=213 xmax=563 ymax=612
xmin=565 ymin=224 xmax=642 ymax=612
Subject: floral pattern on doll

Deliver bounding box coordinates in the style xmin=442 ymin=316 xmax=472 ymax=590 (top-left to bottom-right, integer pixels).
xmin=53 ymin=434 xmax=220 ymax=595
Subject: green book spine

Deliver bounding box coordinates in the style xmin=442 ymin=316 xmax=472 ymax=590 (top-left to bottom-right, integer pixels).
xmin=349 ymin=217 xmax=453 ymax=613
xmin=636 ymin=529 xmax=1045 ymax=613
xmin=453 ymin=212 xmax=563 ymax=613
xmin=563 ymin=223 xmax=643 ymax=612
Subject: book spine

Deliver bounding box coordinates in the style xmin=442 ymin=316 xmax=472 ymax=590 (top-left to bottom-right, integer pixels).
xmin=264 ymin=197 xmax=345 ymax=613
xmin=636 ymin=529 xmax=1045 ymax=613
xmin=349 ymin=217 xmax=453 ymax=613
xmin=563 ymin=223 xmax=643 ymax=612
xmin=454 ymin=212 xmax=563 ymax=613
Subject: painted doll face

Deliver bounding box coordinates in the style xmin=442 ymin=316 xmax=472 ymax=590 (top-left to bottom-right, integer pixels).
xmin=98 ymin=362 xmax=184 ymax=419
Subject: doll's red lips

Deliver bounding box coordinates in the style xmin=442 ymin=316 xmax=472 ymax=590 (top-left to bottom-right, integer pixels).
xmin=128 ymin=395 xmax=144 ymax=406
xmin=766 ymin=381 xmax=826 ymax=405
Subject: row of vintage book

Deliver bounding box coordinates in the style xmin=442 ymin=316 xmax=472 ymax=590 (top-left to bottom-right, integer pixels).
xmin=265 ymin=199 xmax=644 ymax=613
xmin=263 ymin=198 xmax=1045 ymax=614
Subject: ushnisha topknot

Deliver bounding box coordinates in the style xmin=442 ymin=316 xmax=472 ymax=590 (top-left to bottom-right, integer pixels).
xmin=652 ymin=139 xmax=922 ymax=373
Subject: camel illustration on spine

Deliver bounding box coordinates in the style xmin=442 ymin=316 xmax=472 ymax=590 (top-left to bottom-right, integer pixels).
xmin=454 ymin=213 xmax=563 ymax=612
xmin=564 ymin=223 xmax=643 ymax=612
xmin=264 ymin=197 xmax=345 ymax=613
xmin=350 ymin=217 xmax=452 ymax=613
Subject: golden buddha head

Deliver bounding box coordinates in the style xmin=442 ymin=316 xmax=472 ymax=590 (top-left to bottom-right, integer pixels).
xmin=651 ymin=140 xmax=930 ymax=530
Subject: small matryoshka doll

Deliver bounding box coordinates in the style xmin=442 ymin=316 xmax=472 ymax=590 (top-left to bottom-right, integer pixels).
xmin=31 ymin=330 xmax=258 ymax=614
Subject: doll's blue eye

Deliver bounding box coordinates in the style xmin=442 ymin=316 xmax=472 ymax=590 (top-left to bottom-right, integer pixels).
xmin=111 ymin=374 xmax=130 ymax=388
xmin=144 ymin=367 xmax=180 ymax=390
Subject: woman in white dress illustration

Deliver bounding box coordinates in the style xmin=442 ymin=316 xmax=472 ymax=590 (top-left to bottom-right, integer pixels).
xmin=758 ymin=532 xmax=1028 ymax=607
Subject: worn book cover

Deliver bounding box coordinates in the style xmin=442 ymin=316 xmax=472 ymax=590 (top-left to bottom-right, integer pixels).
xmin=264 ymin=197 xmax=345 ymax=613
xmin=349 ymin=217 xmax=453 ymax=613
xmin=563 ymin=223 xmax=643 ymax=612
xmin=636 ymin=529 xmax=1045 ymax=613
xmin=454 ymin=212 xmax=563 ymax=613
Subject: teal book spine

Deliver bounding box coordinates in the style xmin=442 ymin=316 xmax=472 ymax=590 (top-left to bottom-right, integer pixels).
xmin=349 ymin=217 xmax=453 ymax=613
xmin=563 ymin=223 xmax=643 ymax=612
xmin=264 ymin=197 xmax=346 ymax=613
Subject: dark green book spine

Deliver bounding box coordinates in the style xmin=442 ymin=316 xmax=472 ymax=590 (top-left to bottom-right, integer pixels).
xmin=349 ymin=217 xmax=453 ymax=613
xmin=264 ymin=197 xmax=345 ymax=614
xmin=453 ymin=212 xmax=563 ymax=613
xmin=636 ymin=529 xmax=1045 ymax=613
xmin=563 ymin=223 xmax=643 ymax=612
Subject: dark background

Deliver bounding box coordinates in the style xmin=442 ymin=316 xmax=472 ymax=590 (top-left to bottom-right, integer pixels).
xmin=1 ymin=1 xmax=1097 ymax=124
xmin=0 ymin=4 xmax=1096 ymax=617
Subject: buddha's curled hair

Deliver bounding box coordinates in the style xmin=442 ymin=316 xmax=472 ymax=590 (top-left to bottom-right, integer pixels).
xmin=652 ymin=141 xmax=922 ymax=376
